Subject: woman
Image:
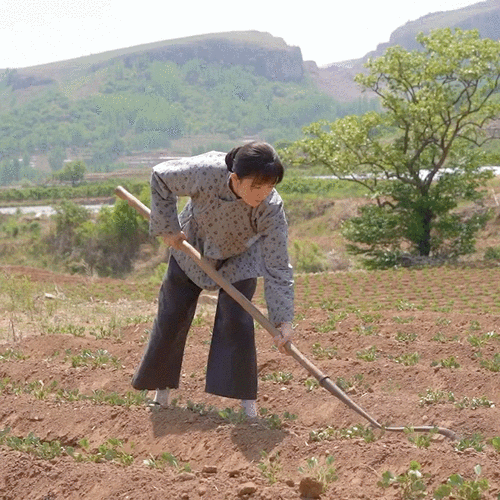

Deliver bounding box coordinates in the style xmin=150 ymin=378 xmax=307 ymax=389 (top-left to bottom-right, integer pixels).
xmin=132 ymin=141 xmax=294 ymax=418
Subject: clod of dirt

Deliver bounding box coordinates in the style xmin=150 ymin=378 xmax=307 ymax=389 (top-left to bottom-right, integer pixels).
xmin=178 ymin=472 xmax=196 ymax=481
xmin=202 ymin=465 xmax=218 ymax=474
xmin=237 ymin=482 xmax=257 ymax=497
xmin=299 ymin=476 xmax=324 ymax=499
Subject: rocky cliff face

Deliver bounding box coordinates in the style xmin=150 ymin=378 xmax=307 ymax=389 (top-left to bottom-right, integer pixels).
xmin=122 ymin=36 xmax=304 ymax=82
xmin=81 ymin=31 xmax=304 ymax=83
xmin=6 ymin=31 xmax=304 ymax=95
xmin=365 ymin=0 xmax=500 ymax=60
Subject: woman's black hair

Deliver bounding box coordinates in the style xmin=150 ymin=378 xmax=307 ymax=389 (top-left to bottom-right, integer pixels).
xmin=225 ymin=141 xmax=284 ymax=186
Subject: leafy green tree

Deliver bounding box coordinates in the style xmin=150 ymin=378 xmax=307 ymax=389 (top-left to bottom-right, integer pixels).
xmin=76 ymin=199 xmax=149 ymax=276
xmin=286 ymin=28 xmax=500 ymax=266
xmin=55 ymin=160 xmax=87 ymax=186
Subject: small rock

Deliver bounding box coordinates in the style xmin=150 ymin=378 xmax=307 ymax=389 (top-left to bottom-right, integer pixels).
xmin=299 ymin=476 xmax=324 ymax=499
xmin=180 ymin=494 xmax=189 ymax=500
xmin=262 ymin=394 xmax=269 ymax=401
xmin=229 ymin=469 xmax=241 ymax=477
xmin=285 ymin=478 xmax=295 ymax=487
xmin=202 ymin=465 xmax=218 ymax=474
xmin=197 ymin=486 xmax=207 ymax=496
xmin=238 ymin=482 xmax=257 ymax=497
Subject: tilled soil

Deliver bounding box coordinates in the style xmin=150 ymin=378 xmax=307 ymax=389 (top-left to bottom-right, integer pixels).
xmin=1 ymin=265 xmax=500 ymax=499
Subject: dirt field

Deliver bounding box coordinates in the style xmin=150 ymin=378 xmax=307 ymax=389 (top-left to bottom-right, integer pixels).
xmin=1 ymin=264 xmax=500 ymax=499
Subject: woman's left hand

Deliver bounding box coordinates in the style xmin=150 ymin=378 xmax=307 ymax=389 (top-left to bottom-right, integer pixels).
xmin=274 ymin=322 xmax=294 ymax=355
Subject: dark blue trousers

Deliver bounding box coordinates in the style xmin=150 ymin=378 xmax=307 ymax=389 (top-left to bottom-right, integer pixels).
xmin=131 ymin=257 xmax=258 ymax=400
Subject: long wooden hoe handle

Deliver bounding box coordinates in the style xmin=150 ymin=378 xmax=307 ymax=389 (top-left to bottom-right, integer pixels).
xmin=115 ymin=185 xmax=458 ymax=441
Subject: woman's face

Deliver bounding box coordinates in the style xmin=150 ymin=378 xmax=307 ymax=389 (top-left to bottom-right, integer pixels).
xmin=230 ymin=173 xmax=275 ymax=208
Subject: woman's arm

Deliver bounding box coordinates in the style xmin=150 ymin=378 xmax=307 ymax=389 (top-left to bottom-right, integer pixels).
xmin=256 ymin=195 xmax=294 ymax=327
xmin=149 ymin=155 xmax=222 ymax=238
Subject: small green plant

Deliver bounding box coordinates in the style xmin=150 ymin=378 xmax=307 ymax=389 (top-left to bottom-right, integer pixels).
xmin=298 ymin=455 xmax=337 ymax=491
xmin=335 ymin=373 xmax=368 ymax=393
xmin=484 ymin=246 xmax=500 ymax=260
xmin=258 ymin=450 xmax=281 ymax=484
xmin=309 ymin=424 xmax=376 ymax=443
xmin=354 ymin=324 xmax=378 ymax=336
xmin=186 ymin=400 xmax=216 ymax=416
xmin=432 ymin=332 xmax=449 ymax=343
xmin=394 ymin=352 xmax=421 ymax=366
xmin=467 ymin=331 xmax=499 ymax=348
xmin=315 ymin=312 xmax=346 ymax=333
xmin=432 ymin=356 xmax=460 ymax=369
xmin=455 ymin=434 xmax=485 ymax=452
xmin=479 ymin=353 xmax=500 ymax=372
xmin=217 ymin=407 xmax=247 ymax=424
xmin=44 ymin=323 xmax=86 ymax=337
xmin=0 ymin=348 xmax=27 ymax=361
xmin=191 ymin=314 xmax=207 ymax=327
xmin=305 ymin=378 xmax=320 ymax=392
xmin=393 ymin=316 xmax=415 ymax=324
xmin=356 ymin=312 xmax=382 ymax=323
xmin=395 ymin=331 xmax=418 ymax=342
xmin=433 ymin=465 xmax=489 ymax=499
xmin=261 ymin=371 xmax=294 ymax=384
xmin=405 ymin=427 xmax=437 ymax=449
xmin=88 ymin=319 xmax=122 ymax=340
xmin=80 ymin=438 xmax=134 ymax=465
xmin=66 ymin=349 xmax=121 ymax=369
xmin=468 ymin=320 xmax=481 ymax=332
xmin=356 ymin=346 xmax=378 ymax=362
xmin=378 ymin=461 xmax=429 ymax=500
xmin=144 ymin=452 xmax=191 ymax=472
xmin=0 ymin=428 xmax=64 ymax=460
xmin=312 ymin=342 xmax=338 ymax=360
xmin=419 ymin=388 xmax=456 ymax=406
xmin=436 ymin=317 xmax=452 ymax=326
xmin=488 ymin=436 xmax=500 ymax=452
xmin=454 ymin=396 xmax=494 ymax=410
xmin=396 ymin=299 xmax=418 ymax=311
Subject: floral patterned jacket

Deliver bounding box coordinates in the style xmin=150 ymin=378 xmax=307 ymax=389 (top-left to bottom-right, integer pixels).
xmin=149 ymin=151 xmax=294 ymax=325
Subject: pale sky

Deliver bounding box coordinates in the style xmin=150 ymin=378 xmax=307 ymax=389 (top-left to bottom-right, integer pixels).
xmin=1 ymin=0 xmax=484 ymax=70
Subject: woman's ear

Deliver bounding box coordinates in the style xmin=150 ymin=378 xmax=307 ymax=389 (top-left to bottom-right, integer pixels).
xmin=229 ymin=172 xmax=239 ymax=193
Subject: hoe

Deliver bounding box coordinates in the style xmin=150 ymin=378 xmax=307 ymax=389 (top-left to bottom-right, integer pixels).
xmin=115 ymin=185 xmax=458 ymax=441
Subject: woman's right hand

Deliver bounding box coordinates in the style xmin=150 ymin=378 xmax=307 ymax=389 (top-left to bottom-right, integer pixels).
xmin=163 ymin=232 xmax=187 ymax=250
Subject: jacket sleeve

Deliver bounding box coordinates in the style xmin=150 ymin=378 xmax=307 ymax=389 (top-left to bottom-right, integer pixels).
xmin=149 ymin=158 xmax=206 ymax=238
xmin=256 ymin=195 xmax=294 ymax=325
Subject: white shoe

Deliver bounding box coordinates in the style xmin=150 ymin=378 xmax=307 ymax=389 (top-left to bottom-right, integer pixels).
xmin=153 ymin=388 xmax=171 ymax=407
xmin=241 ymin=399 xmax=258 ymax=418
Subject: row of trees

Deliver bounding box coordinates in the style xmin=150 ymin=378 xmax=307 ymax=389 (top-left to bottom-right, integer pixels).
xmin=285 ymin=28 xmax=500 ymax=266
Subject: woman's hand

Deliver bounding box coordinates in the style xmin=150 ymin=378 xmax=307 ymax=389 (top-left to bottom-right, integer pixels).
xmin=274 ymin=322 xmax=294 ymax=355
xmin=163 ymin=232 xmax=187 ymax=250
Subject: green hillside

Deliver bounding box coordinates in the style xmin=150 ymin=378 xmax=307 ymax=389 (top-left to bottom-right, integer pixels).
xmin=0 ymin=31 xmax=377 ymax=185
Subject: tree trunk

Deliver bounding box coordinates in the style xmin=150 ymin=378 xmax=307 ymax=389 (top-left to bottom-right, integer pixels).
xmin=417 ymin=210 xmax=433 ymax=256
